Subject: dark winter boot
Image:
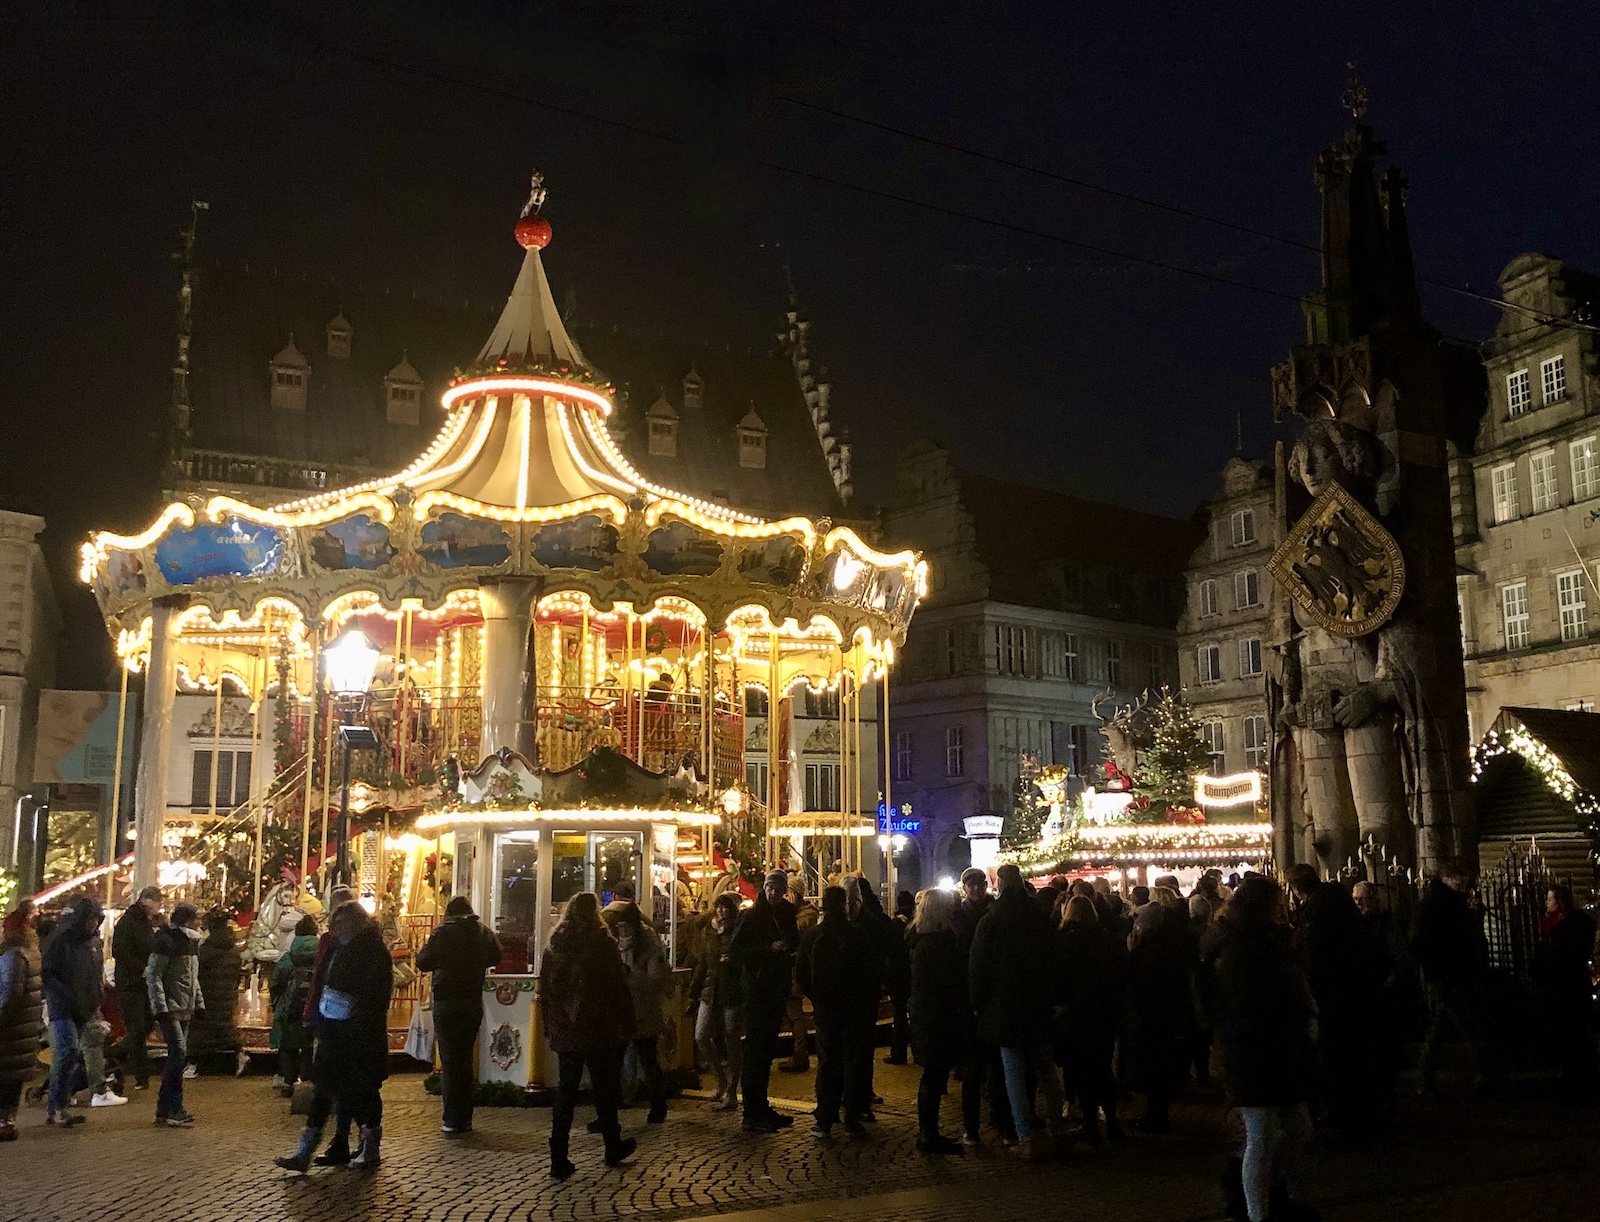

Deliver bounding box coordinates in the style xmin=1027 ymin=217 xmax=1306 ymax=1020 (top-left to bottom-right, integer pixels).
xmin=604 ymin=1135 xmax=638 ymax=1167
xmin=273 ymin=1123 xmax=325 ymax=1173
xmin=312 ymin=1124 xmax=351 ymax=1167
xmin=348 ymin=1124 xmax=382 ymax=1169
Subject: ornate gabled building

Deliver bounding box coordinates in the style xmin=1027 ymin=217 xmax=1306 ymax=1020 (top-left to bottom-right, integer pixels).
xmin=1453 ymin=254 xmax=1600 ymax=734
xmin=883 ymin=441 xmax=1201 ymax=884
xmin=1177 ymin=457 xmax=1276 ymax=778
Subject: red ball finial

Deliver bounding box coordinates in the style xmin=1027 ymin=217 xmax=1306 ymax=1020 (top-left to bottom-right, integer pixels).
xmin=515 ymin=214 xmax=552 ymax=250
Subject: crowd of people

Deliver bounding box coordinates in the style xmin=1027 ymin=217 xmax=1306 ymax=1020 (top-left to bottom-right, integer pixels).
xmin=0 ymin=855 xmax=1592 ymax=1222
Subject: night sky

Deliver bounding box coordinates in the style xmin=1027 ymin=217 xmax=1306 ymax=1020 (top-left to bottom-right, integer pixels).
xmin=4 ymin=2 xmax=1598 ymax=686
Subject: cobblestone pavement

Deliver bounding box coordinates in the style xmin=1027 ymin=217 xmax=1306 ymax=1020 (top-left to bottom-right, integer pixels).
xmin=4 ymin=1060 xmax=1597 ymax=1222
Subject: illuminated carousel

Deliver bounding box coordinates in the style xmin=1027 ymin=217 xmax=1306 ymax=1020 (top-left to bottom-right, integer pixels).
xmin=81 ymin=176 xmax=924 ymax=1076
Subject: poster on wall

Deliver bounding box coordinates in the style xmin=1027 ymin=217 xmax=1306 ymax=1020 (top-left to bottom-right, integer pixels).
xmin=32 ymin=690 xmax=139 ymax=785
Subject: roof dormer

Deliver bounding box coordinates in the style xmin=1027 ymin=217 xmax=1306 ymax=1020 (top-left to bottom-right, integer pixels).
xmin=384 ymin=352 xmax=423 ymax=426
xmin=326 ymin=312 xmax=352 ymax=359
xmin=270 ymin=338 xmax=309 ymax=410
xmin=646 ymin=396 xmax=679 ymax=457
xmin=737 ymin=406 xmax=768 ymax=470
xmin=682 ymin=366 xmax=704 ymax=411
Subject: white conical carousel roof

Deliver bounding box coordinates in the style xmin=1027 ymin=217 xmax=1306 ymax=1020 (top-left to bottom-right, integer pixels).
xmin=476 ymin=244 xmax=589 ymax=370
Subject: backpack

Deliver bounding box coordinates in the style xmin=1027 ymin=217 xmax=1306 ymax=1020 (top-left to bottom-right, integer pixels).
xmin=283 ymin=963 xmax=313 ymax=1020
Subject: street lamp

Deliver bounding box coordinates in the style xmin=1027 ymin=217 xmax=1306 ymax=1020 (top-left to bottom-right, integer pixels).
xmin=324 ymin=628 xmax=382 ymax=887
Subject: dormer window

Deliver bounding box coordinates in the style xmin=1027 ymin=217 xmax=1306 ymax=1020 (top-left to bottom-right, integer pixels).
xmin=737 ymin=407 xmax=768 ymax=470
xmin=326 ymin=313 xmax=352 ymax=360
xmin=270 ymin=339 xmax=309 ymax=410
xmin=646 ymin=397 xmax=678 ymax=457
xmin=384 ymin=353 xmax=423 ymax=426
xmin=682 ymin=367 xmax=703 ymax=411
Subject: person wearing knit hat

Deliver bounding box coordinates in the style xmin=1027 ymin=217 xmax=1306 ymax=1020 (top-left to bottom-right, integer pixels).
xmin=729 ymin=869 xmax=800 ymax=1131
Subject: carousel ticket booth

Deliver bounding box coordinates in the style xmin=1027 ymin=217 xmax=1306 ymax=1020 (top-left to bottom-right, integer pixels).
xmin=78 ymin=177 xmax=926 ymax=1073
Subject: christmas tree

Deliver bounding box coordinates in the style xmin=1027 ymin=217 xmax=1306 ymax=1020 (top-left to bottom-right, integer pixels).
xmin=1002 ymin=751 xmax=1049 ymax=848
xmin=1132 ymin=688 xmax=1212 ymax=822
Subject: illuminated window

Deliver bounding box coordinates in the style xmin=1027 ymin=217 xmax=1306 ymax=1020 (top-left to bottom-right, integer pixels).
xmin=1502 ymin=582 xmax=1530 ymax=650
xmin=1243 ymin=715 xmax=1268 ymax=769
xmin=1507 ymin=368 xmax=1531 ymax=416
xmin=1559 ymin=570 xmax=1587 ymax=642
xmin=1199 ymin=579 xmax=1219 ymax=617
xmin=1230 ymin=509 xmax=1256 ymax=547
xmin=1234 ymin=569 xmax=1259 ymax=609
xmin=1238 ymin=637 xmax=1262 ymax=678
xmin=190 ymin=749 xmax=252 ymax=810
xmin=1571 ymin=437 xmax=1599 ymax=500
xmin=1530 ymin=449 xmax=1558 ymax=512
xmin=1491 ymin=462 xmax=1519 ymax=524
xmin=1198 ymin=643 xmax=1222 ymax=683
xmin=804 ymin=762 xmax=840 ymax=811
xmin=1542 ymin=355 xmax=1567 ymax=405
xmin=1200 ymin=719 xmax=1226 ymax=774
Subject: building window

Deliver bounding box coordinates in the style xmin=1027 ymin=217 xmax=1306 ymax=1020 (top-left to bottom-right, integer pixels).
xmin=1559 ymin=570 xmax=1588 ymax=642
xmin=1234 ymin=569 xmax=1259 ymax=610
xmin=1491 ymin=462 xmax=1519 ymax=524
xmin=1063 ymin=634 xmax=1078 ymax=683
xmin=1530 ymin=449 xmax=1558 ymax=513
xmin=1198 ymin=643 xmax=1222 ymax=683
xmin=743 ymin=686 xmax=769 ymax=718
xmin=190 ymin=749 xmax=253 ymax=810
xmin=1243 ymin=714 xmax=1268 ymax=770
xmin=745 ymin=761 xmax=770 ymax=802
xmin=1572 ymin=437 xmax=1599 ymax=501
xmin=1040 ymin=632 xmax=1064 ymax=678
xmin=993 ymin=625 xmax=1026 ymax=676
xmin=1200 ymin=719 xmax=1226 ymax=774
xmin=1068 ymin=724 xmax=1090 ymax=776
xmin=1199 ymin=579 xmax=1219 ymax=617
xmin=1507 ymin=368 xmax=1532 ymax=416
xmin=1146 ymin=642 xmax=1164 ymax=688
xmin=647 ymin=417 xmax=678 ymax=457
xmin=802 ymin=688 xmax=840 ymax=719
xmin=945 ymin=627 xmax=959 ymax=677
xmin=737 ymin=408 xmax=767 ymax=469
xmin=1239 ymin=637 xmax=1263 ymax=678
xmin=803 ymin=762 xmax=840 ymax=812
xmin=1105 ymin=639 xmax=1122 ymax=686
xmin=1542 ymin=355 xmax=1567 ymax=405
xmin=1230 ymin=509 xmax=1256 ymax=547
xmin=1502 ymin=582 xmax=1530 ymax=650
xmin=894 ymin=731 xmax=912 ymax=782
xmin=945 ymin=725 xmax=964 ymax=777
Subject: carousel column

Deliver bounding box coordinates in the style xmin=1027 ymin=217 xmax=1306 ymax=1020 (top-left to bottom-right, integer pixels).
xmin=479 ymin=578 xmax=537 ymax=759
xmin=132 ymin=596 xmax=184 ymax=893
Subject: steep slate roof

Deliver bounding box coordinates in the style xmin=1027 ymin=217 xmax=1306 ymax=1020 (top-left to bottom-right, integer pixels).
xmin=958 ymin=469 xmax=1203 ymax=623
xmin=181 ymin=266 xmax=843 ymax=519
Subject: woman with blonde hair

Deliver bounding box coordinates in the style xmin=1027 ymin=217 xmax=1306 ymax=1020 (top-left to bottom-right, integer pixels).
xmin=906 ymin=887 xmax=963 ymax=1154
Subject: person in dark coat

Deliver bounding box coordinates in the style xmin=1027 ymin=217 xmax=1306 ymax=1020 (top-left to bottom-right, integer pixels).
xmin=0 ymin=903 xmax=44 ymax=1140
xmin=796 ymin=885 xmax=878 ymax=1138
xmin=882 ymin=890 xmax=915 ymax=1066
xmin=415 ymin=896 xmax=501 ymax=1134
xmin=1056 ymin=896 xmax=1125 ymax=1143
xmin=1540 ymin=884 xmax=1598 ymax=1100
xmin=688 ymin=893 xmax=745 ymax=1111
xmin=270 ymin=916 xmax=319 ymax=1094
xmin=1198 ymin=876 xmax=1317 ymax=1222
xmin=843 ymin=875 xmax=893 ymax=1117
xmin=1126 ymin=886 xmax=1196 ymax=1133
xmin=538 ymin=892 xmax=637 ymax=1179
xmin=1411 ymin=866 xmax=1489 ymax=1095
xmin=955 ymin=868 xmax=1013 ymax=1145
xmin=146 ymin=903 xmax=204 ymax=1126
xmin=906 ymin=887 xmax=964 ymax=1153
xmin=1353 ymin=880 xmax=1414 ymax=1126
xmin=274 ymin=902 xmax=394 ymax=1171
xmin=969 ymin=864 xmax=1066 ymax=1160
xmin=729 ymin=870 xmax=799 ymax=1132
xmin=110 ymin=885 xmax=162 ymax=1090
xmin=41 ymin=896 xmax=105 ymax=1128
xmin=188 ymin=911 xmax=243 ymax=1072
xmin=1288 ymin=866 xmax=1382 ymax=1140
xmin=302 ymin=884 xmax=358 ymax=1164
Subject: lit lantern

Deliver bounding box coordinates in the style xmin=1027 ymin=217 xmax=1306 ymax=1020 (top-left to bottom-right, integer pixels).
xmin=515 ymin=214 xmax=553 ymax=250
xmin=325 ymin=627 xmax=382 ymax=696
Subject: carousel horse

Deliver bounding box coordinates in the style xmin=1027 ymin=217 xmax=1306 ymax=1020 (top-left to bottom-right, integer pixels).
xmin=244 ymin=879 xmax=320 ymax=968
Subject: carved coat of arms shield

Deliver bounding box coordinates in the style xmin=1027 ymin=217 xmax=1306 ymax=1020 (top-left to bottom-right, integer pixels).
xmin=1267 ymin=481 xmax=1405 ymax=638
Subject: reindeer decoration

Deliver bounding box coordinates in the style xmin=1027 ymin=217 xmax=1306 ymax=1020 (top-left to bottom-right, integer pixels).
xmin=1090 ymin=687 xmax=1157 ymax=779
